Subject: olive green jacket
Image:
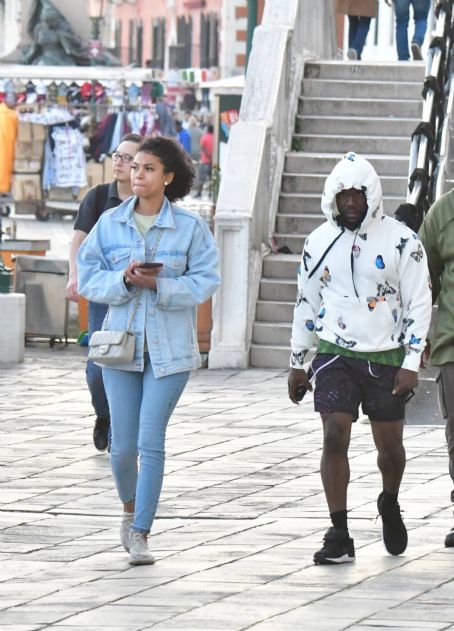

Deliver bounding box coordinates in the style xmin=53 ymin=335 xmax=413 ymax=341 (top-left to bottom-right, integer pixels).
xmin=419 ymin=189 xmax=454 ymax=366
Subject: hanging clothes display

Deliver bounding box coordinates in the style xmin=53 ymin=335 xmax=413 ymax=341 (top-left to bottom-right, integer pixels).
xmin=108 ymin=110 xmax=126 ymax=155
xmin=0 ymin=103 xmax=18 ymax=193
xmin=90 ymin=113 xmax=119 ymax=161
xmin=49 ymin=126 xmax=87 ymax=188
xmin=0 ymin=78 xmax=165 ymax=108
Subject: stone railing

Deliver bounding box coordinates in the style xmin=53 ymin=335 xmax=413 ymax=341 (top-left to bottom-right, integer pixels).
xmin=209 ymin=0 xmax=336 ymax=369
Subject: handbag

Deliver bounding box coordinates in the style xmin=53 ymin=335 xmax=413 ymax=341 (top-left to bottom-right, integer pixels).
xmin=88 ymin=328 xmax=137 ymax=366
xmin=88 ymin=230 xmax=162 ymax=367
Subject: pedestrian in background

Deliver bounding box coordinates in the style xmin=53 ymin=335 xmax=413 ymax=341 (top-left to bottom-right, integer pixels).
xmin=288 ymin=152 xmax=432 ymax=565
xmin=175 ymin=119 xmax=192 ymax=155
xmin=419 ymin=189 xmax=454 ymax=547
xmin=194 ymin=123 xmax=214 ymax=198
xmin=65 ymin=133 xmax=142 ymax=452
xmin=155 ymin=96 xmax=176 ymax=137
xmin=384 ymin=0 xmax=431 ymax=60
xmin=77 ymin=136 xmax=220 ymax=565
xmin=336 ymin=0 xmax=378 ymax=60
xmin=188 ymin=115 xmax=202 ymax=162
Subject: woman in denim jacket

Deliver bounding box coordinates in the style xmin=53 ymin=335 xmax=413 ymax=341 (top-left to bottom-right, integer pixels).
xmin=77 ymin=137 xmax=220 ymax=565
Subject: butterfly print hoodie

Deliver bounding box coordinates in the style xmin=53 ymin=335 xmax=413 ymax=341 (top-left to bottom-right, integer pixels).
xmin=290 ymin=152 xmax=432 ymax=372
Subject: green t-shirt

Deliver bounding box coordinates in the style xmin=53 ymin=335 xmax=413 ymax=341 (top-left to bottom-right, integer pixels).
xmin=134 ymin=212 xmax=158 ymax=237
xmin=133 ymin=212 xmax=159 ymax=354
xmin=317 ymin=339 xmax=405 ymax=367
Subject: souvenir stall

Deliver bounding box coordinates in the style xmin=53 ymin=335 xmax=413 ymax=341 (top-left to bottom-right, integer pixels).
xmin=0 ymin=65 xmax=164 ymax=221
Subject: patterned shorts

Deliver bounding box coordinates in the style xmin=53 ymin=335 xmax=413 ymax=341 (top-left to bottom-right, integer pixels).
xmin=312 ymin=353 xmax=406 ymax=422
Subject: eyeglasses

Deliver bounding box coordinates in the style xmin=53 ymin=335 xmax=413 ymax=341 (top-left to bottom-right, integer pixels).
xmin=111 ymin=152 xmax=134 ymax=164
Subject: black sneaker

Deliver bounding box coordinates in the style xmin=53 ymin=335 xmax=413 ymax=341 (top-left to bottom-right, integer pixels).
xmin=377 ymin=492 xmax=407 ymax=555
xmin=93 ymin=417 xmax=110 ymax=451
xmin=313 ymin=527 xmax=355 ymax=565
xmin=445 ymin=528 xmax=454 ymax=547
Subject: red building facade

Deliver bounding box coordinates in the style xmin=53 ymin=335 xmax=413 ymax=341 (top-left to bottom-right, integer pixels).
xmin=109 ymin=0 xmax=264 ymax=76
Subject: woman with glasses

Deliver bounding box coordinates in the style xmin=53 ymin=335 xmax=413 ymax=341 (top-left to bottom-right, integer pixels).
xmin=66 ymin=133 xmax=142 ymax=453
xmin=77 ymin=136 xmax=220 ymax=565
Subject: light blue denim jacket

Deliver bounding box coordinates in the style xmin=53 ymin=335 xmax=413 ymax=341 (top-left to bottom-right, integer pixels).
xmin=77 ymin=196 xmax=220 ymax=377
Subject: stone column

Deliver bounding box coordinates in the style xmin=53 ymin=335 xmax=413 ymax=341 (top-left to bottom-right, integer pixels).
xmin=0 ymin=293 xmax=26 ymax=363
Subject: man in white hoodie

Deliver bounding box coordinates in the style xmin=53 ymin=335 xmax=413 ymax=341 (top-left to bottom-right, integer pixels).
xmin=288 ymin=152 xmax=432 ymax=565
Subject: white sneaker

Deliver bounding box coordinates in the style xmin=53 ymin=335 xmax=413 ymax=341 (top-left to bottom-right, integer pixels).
xmin=120 ymin=512 xmax=134 ymax=552
xmin=347 ymin=48 xmax=358 ymax=60
xmin=128 ymin=530 xmax=155 ymax=565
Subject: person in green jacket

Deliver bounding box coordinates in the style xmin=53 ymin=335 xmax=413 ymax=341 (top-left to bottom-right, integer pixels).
xmin=419 ymin=190 xmax=454 ymax=547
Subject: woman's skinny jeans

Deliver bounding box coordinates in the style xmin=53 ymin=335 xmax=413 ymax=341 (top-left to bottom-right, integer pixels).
xmin=103 ymin=356 xmax=189 ymax=534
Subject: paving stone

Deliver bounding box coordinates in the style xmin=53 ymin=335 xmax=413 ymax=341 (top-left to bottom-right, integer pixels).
xmin=0 ymin=338 xmax=453 ymax=629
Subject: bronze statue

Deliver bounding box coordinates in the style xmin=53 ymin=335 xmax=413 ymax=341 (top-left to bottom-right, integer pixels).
xmin=22 ymin=0 xmax=91 ymax=65
xmin=1 ymin=0 xmax=120 ymax=66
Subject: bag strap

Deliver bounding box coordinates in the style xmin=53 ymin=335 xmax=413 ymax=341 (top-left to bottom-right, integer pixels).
xmin=124 ymin=228 xmax=163 ymax=333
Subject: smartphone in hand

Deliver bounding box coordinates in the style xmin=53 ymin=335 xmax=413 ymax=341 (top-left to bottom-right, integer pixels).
xmin=136 ymin=262 xmax=163 ymax=270
xmin=296 ymin=366 xmax=314 ymax=401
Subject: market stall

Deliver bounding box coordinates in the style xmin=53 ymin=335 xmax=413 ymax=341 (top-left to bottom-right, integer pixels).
xmin=0 ymin=65 xmax=164 ymax=220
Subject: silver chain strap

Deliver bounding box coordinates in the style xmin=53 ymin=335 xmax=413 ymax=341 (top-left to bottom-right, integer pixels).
xmin=102 ymin=229 xmax=163 ymax=333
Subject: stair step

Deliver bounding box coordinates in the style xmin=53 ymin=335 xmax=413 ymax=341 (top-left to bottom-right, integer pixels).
xmin=262 ymin=253 xmax=300 ymax=279
xmin=292 ymin=134 xmax=411 ymax=155
xmin=296 ymin=115 xmax=418 ymax=137
xmin=282 ymin=173 xmax=408 ymax=196
xmin=278 ymin=192 xmax=405 ymax=215
xmin=284 ymin=152 xmax=410 ymax=176
xmin=302 ymin=78 xmax=422 ymax=100
xmin=256 ymin=299 xmax=295 ymax=323
xmin=259 ymin=277 xmax=297 ymax=302
xmin=250 ymin=343 xmax=291 ymax=369
xmin=277 ymin=212 xmax=326 ymax=234
xmin=304 ymin=60 xmax=426 ymax=82
xmin=250 ymin=60 xmax=422 ymax=369
xmin=253 ymin=321 xmax=292 ymax=346
xmin=300 ymin=97 xmax=423 ymax=118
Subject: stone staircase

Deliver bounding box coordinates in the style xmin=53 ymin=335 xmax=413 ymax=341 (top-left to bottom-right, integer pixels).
xmin=250 ymin=60 xmax=426 ymax=368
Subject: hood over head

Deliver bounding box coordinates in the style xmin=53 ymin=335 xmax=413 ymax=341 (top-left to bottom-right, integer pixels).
xmin=321 ymin=152 xmax=383 ymax=231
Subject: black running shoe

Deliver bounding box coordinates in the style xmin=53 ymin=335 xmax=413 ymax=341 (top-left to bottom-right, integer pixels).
xmin=93 ymin=417 xmax=110 ymax=452
xmin=377 ymin=492 xmax=407 ymax=555
xmin=445 ymin=528 xmax=454 ymax=547
xmin=313 ymin=527 xmax=355 ymax=565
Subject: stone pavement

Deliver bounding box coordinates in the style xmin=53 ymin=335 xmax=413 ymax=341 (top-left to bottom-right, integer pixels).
xmin=0 ymin=344 xmax=453 ymax=631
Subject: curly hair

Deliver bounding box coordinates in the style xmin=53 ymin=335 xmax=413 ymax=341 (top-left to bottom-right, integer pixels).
xmin=137 ymin=136 xmax=195 ymax=202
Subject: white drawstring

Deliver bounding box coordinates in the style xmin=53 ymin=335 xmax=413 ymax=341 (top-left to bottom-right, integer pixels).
xmin=368 ymin=361 xmax=379 ymax=378
xmin=310 ymin=354 xmax=341 ymax=382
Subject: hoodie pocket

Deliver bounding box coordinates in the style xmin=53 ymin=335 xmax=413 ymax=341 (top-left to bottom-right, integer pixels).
xmin=318 ymin=296 xmax=396 ymax=349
